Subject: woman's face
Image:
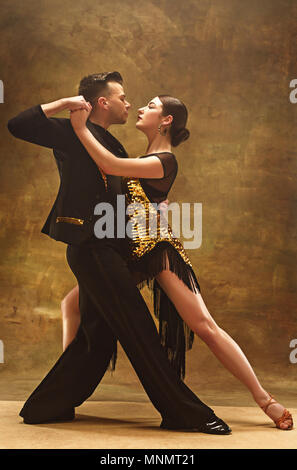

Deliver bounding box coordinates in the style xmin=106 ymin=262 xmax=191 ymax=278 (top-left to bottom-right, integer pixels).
xmin=136 ymin=96 xmax=166 ymax=133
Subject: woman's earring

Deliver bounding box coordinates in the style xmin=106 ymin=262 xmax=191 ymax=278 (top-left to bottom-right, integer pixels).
xmin=158 ymin=124 xmax=167 ymax=136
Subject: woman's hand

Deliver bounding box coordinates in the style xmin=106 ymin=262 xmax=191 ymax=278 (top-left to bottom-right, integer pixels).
xmin=159 ymin=198 xmax=169 ymax=215
xmin=70 ymin=102 xmax=92 ymax=131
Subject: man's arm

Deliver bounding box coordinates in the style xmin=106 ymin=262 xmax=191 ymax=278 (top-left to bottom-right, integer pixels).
xmin=40 ymin=96 xmax=88 ymax=118
xmin=7 ymin=96 xmax=89 ymax=150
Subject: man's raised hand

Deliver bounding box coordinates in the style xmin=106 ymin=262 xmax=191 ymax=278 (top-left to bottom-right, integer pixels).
xmin=64 ymin=95 xmax=90 ymax=112
xmin=70 ymin=102 xmax=92 ymax=130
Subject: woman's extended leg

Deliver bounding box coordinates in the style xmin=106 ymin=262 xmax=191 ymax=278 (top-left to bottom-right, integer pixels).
xmin=61 ymin=285 xmax=80 ymax=351
xmin=155 ymin=266 xmax=293 ymax=430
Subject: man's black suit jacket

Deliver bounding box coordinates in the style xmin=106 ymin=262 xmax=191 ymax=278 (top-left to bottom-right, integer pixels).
xmin=7 ymin=104 xmax=128 ymax=245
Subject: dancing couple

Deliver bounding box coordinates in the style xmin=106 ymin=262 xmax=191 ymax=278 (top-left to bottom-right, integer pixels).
xmin=7 ymin=71 xmax=292 ymax=432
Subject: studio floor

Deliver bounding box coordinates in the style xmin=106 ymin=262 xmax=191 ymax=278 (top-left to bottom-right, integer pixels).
xmin=1 ymin=400 xmax=296 ymax=449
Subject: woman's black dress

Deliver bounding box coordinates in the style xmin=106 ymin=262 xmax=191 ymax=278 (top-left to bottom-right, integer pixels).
xmin=108 ymin=152 xmax=202 ymax=380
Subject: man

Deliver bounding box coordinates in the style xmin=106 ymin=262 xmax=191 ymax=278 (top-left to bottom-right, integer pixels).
xmin=7 ymin=72 xmax=231 ymax=434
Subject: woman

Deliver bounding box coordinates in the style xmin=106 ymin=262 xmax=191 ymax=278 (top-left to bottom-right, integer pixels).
xmin=61 ymin=94 xmax=293 ymax=430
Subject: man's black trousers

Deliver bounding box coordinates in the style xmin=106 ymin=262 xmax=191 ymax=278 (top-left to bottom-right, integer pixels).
xmin=19 ymin=238 xmax=215 ymax=427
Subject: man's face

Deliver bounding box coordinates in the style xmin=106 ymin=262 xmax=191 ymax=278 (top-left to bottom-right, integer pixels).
xmin=105 ymin=82 xmax=131 ymax=124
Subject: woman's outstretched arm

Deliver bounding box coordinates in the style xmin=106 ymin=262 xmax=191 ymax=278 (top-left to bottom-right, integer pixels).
xmin=70 ymin=106 xmax=164 ymax=178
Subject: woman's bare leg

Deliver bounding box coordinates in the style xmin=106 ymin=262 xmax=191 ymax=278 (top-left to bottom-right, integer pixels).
xmin=61 ymin=285 xmax=81 ymax=351
xmin=60 ymin=269 xmax=142 ymax=351
xmin=155 ymin=267 xmax=292 ymax=429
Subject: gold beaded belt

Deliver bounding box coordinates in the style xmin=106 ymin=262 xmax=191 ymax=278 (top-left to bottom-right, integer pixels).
xmin=56 ymin=216 xmax=84 ymax=225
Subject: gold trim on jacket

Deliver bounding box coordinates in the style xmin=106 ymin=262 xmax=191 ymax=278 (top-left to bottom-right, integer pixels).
xmin=56 ymin=216 xmax=84 ymax=225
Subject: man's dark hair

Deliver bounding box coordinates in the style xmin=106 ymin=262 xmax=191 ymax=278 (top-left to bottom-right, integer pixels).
xmin=78 ymin=71 xmax=123 ymax=105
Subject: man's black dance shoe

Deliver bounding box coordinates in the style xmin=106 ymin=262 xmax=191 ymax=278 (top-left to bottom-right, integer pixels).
xmin=160 ymin=415 xmax=232 ymax=435
xmin=22 ymin=408 xmax=75 ymax=424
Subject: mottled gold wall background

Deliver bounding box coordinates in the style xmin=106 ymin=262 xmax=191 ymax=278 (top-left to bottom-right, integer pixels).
xmin=0 ymin=0 xmax=296 ymax=403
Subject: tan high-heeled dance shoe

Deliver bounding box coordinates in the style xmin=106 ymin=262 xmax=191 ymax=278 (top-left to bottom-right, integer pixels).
xmin=260 ymin=393 xmax=293 ymax=430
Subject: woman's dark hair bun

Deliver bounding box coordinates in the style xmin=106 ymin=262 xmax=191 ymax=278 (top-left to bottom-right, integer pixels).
xmin=171 ymin=127 xmax=190 ymax=147
xmin=158 ymin=95 xmax=190 ymax=147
